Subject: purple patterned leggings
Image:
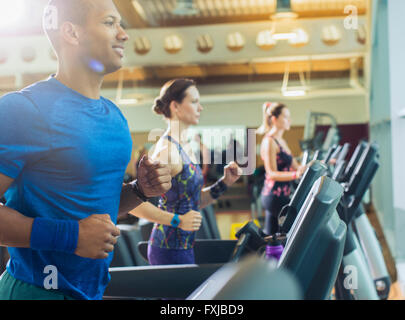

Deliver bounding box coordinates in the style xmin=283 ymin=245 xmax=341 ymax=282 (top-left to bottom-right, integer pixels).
xmin=147 ymin=245 xmax=195 ymax=265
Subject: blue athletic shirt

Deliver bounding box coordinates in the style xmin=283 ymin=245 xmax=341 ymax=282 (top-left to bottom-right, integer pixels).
xmin=0 ymin=76 xmax=132 ymax=300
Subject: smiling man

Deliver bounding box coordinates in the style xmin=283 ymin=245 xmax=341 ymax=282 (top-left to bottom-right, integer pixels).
xmin=0 ymin=0 xmax=178 ymax=300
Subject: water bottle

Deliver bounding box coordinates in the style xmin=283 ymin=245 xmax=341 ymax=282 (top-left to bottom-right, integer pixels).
xmin=265 ymin=237 xmax=284 ymax=261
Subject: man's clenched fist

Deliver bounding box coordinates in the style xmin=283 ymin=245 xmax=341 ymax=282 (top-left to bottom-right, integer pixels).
xmin=75 ymin=214 xmax=120 ymax=260
xmin=137 ymin=155 xmax=172 ymax=197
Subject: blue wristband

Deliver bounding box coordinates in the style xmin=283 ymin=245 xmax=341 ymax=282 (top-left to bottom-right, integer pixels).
xmin=30 ymin=218 xmax=79 ymax=254
xmin=170 ymin=214 xmax=181 ymax=228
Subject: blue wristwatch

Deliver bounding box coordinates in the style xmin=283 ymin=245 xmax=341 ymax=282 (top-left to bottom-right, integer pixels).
xmin=170 ymin=213 xmax=181 ymax=228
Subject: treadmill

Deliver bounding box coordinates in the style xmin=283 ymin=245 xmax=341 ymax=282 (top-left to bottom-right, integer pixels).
xmin=104 ymin=175 xmax=346 ymax=300
xmin=340 ymin=142 xmax=391 ymax=299
xmin=134 ymin=160 xmax=329 ymax=265
xmin=333 ymin=142 xmax=382 ymax=300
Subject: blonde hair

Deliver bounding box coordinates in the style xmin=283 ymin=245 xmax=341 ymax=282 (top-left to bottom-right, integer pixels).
xmin=256 ymin=102 xmax=286 ymax=135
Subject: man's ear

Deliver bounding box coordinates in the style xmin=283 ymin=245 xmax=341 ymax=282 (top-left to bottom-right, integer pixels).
xmin=60 ymin=21 xmax=80 ymax=46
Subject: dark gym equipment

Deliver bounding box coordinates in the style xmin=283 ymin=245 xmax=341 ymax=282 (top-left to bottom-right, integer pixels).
xmin=104 ymin=175 xmax=346 ymax=300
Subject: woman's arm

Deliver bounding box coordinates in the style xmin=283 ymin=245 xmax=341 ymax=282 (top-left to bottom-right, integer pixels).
xmin=129 ymin=202 xmax=202 ymax=232
xmin=290 ymin=151 xmax=309 ymax=176
xmin=200 ymin=162 xmax=242 ymax=209
xmin=152 ymin=138 xmax=183 ymax=177
xmin=201 ymin=144 xmax=210 ymax=177
xmin=278 ymin=140 xmax=307 ymax=174
xmin=291 ymin=157 xmax=300 ymax=170
xmin=200 ymin=183 xmax=220 ymax=209
xmin=128 ymin=138 xmax=202 ymax=231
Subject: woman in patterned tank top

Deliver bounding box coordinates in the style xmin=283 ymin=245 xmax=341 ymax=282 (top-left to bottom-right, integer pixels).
xmin=135 ymin=79 xmax=242 ymax=265
xmin=257 ymin=102 xmax=307 ymax=235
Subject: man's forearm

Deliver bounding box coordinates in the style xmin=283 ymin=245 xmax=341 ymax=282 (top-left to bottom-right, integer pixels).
xmin=0 ymin=206 xmax=33 ymax=248
xmin=118 ymin=183 xmax=146 ymax=216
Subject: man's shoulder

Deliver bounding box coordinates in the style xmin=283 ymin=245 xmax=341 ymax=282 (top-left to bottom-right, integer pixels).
xmin=1 ymin=78 xmax=56 ymax=104
xmin=100 ymin=96 xmax=128 ymax=120
xmin=0 ymin=79 xmax=61 ymax=121
xmin=20 ymin=77 xmax=62 ymax=101
xmin=0 ymin=91 xmax=36 ymax=112
xmin=100 ymin=96 xmax=119 ymax=108
xmin=0 ymin=89 xmax=49 ymax=136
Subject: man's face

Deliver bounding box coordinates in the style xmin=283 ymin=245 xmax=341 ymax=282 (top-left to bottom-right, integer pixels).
xmin=77 ymin=0 xmax=129 ymax=75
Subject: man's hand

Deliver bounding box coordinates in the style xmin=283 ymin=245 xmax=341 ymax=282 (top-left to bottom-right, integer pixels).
xmin=137 ymin=155 xmax=172 ymax=198
xmin=75 ymin=214 xmax=120 ymax=259
xmin=179 ymin=210 xmax=202 ymax=232
xmin=222 ymin=161 xmax=243 ymax=186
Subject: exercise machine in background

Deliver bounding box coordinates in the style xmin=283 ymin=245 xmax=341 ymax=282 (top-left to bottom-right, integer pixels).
xmin=300 ymin=111 xmax=340 ymax=165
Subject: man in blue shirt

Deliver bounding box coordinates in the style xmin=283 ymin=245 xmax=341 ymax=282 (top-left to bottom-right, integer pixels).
xmin=0 ymin=0 xmax=203 ymax=300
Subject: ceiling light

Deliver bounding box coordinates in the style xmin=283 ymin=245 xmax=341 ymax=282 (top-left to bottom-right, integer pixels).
xmin=272 ymin=33 xmax=297 ymax=41
xmin=257 ymin=30 xmax=276 ymax=50
xmin=134 ymin=36 xmax=151 ymax=55
xmin=117 ymin=99 xmax=139 ymax=106
xmin=281 ymin=63 xmax=307 ymax=97
xmin=288 ymin=28 xmax=309 ymax=47
xmin=226 ymin=32 xmax=245 ymax=52
xmin=322 ymin=25 xmax=342 ymax=46
xmin=197 ymin=34 xmax=214 ymax=53
xmin=282 ymin=89 xmax=306 ymax=97
xmin=21 ymin=46 xmax=36 ymax=63
xmin=164 ymin=35 xmax=184 ymax=54
xmin=172 ymin=0 xmax=199 ymax=16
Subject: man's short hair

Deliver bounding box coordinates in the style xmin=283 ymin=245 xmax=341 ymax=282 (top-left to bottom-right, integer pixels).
xmin=43 ymin=0 xmax=94 ymax=51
